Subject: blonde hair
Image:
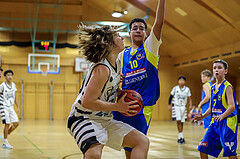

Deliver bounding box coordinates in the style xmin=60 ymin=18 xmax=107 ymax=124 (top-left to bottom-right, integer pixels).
xmin=201 ymin=69 xmax=212 ymax=77
xmin=78 ymin=24 xmax=116 ymax=63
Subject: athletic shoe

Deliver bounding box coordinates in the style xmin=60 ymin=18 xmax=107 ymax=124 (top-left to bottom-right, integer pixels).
xmin=180 ymin=138 xmax=186 ymax=144
xmin=0 ymin=135 xmax=3 ymax=140
xmin=1 ymin=142 xmax=13 ymax=149
xmin=177 ymin=139 xmax=181 ymax=144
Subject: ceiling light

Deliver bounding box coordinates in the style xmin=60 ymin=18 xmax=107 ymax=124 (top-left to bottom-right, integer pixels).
xmin=119 ymin=32 xmax=129 ymax=36
xmin=98 ymin=21 xmax=126 ymax=26
xmin=124 ymin=11 xmax=128 ymax=14
xmin=174 ymin=7 xmax=187 ymax=16
xmin=112 ymin=11 xmax=124 ymax=18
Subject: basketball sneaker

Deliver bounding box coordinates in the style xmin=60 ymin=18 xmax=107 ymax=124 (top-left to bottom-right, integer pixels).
xmin=180 ymin=138 xmax=186 ymax=144
xmin=177 ymin=139 xmax=181 ymax=144
xmin=1 ymin=142 xmax=13 ymax=149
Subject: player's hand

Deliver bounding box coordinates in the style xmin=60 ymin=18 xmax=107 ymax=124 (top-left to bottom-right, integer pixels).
xmin=17 ymin=108 xmax=20 ymax=116
xmin=213 ymin=115 xmax=223 ymax=122
xmin=117 ymin=93 xmax=138 ymax=115
xmin=168 ymin=104 xmax=172 ymax=111
xmin=193 ymin=114 xmax=204 ymax=122
xmin=120 ymin=73 xmax=126 ymax=82
xmin=197 ymin=104 xmax=201 ymax=111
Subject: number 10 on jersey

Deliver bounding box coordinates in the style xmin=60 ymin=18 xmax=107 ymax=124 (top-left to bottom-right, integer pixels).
xmin=129 ymin=60 xmax=138 ymax=69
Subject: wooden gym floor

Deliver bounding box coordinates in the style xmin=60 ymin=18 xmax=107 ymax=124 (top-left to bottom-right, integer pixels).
xmin=0 ymin=120 xmax=239 ymax=159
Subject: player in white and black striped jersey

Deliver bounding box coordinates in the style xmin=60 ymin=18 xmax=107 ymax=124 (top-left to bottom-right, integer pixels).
xmin=67 ymin=25 xmax=149 ymax=159
xmin=0 ymin=70 xmax=20 ymax=149
xmin=168 ymin=76 xmax=192 ymax=144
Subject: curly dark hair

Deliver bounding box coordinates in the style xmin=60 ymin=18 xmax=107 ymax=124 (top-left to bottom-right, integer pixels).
xmin=78 ymin=24 xmax=116 ymax=63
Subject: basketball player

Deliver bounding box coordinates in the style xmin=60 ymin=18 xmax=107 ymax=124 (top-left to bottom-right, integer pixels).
xmin=168 ymin=76 xmax=192 ymax=144
xmin=198 ymin=70 xmax=212 ymax=130
xmin=112 ymin=0 xmax=165 ymax=157
xmin=194 ymin=59 xmax=238 ymax=159
xmin=0 ymin=70 xmax=19 ymax=149
xmin=67 ymin=25 xmax=149 ymax=159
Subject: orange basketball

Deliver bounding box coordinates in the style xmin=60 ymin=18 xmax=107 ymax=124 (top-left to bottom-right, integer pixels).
xmin=117 ymin=90 xmax=143 ymax=116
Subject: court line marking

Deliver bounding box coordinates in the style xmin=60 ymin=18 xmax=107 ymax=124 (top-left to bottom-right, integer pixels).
xmin=62 ymin=153 xmax=82 ymax=159
xmin=23 ymin=135 xmax=44 ymax=154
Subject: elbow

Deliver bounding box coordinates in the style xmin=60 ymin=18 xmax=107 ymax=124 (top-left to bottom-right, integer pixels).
xmin=81 ymin=97 xmax=90 ymax=109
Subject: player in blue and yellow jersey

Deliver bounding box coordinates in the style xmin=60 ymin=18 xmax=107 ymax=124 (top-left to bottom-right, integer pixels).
xmin=112 ymin=0 xmax=165 ymax=157
xmin=194 ymin=59 xmax=238 ymax=159
xmin=198 ymin=69 xmax=213 ymax=130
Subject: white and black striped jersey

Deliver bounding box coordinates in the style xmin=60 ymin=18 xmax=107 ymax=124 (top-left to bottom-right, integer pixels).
xmin=69 ymin=59 xmax=120 ymax=120
xmin=170 ymin=85 xmax=191 ymax=107
xmin=0 ymin=82 xmax=17 ymax=107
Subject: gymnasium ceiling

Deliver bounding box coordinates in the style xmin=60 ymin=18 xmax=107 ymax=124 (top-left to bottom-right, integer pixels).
xmin=0 ymin=0 xmax=240 ymax=77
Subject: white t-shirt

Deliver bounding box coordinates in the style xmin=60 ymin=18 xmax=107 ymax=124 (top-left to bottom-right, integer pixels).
xmin=170 ymin=86 xmax=191 ymax=107
xmin=0 ymin=82 xmax=17 ymax=107
xmin=117 ymin=30 xmax=162 ymax=61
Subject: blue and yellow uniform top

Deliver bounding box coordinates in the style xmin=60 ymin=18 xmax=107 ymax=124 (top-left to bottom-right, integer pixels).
xmin=120 ymin=44 xmax=160 ymax=106
xmin=201 ymin=81 xmax=212 ymax=114
xmin=198 ymin=80 xmax=238 ymax=157
xmin=211 ymin=80 xmax=237 ymax=118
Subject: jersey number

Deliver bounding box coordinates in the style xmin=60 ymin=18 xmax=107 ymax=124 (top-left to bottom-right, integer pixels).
xmin=213 ymin=99 xmax=217 ymax=107
xmin=129 ymin=60 xmax=138 ymax=69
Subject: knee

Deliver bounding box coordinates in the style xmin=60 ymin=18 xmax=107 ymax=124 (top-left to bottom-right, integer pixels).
xmin=142 ymin=136 xmax=150 ymax=149
xmin=4 ymin=124 xmax=10 ymax=129
xmin=85 ymin=150 xmax=101 ymax=159
xmin=13 ymin=122 xmax=19 ymax=128
xmin=138 ymin=134 xmax=150 ymax=150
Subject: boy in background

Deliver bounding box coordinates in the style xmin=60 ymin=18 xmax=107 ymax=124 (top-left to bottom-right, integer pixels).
xmin=168 ymin=76 xmax=192 ymax=144
xmin=0 ymin=70 xmax=19 ymax=149
xmin=194 ymin=59 xmax=238 ymax=159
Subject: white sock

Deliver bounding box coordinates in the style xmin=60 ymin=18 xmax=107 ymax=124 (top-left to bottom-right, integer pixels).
xmin=179 ymin=132 xmax=183 ymax=139
xmin=3 ymin=139 xmax=8 ymax=143
xmin=178 ymin=133 xmax=181 ymax=139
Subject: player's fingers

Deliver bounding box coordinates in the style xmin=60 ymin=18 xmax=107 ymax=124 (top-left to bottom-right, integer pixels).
xmin=127 ymin=100 xmax=138 ymax=105
xmin=127 ymin=110 xmax=137 ymax=114
xmin=120 ymin=73 xmax=126 ymax=79
xmin=128 ymin=104 xmax=139 ymax=109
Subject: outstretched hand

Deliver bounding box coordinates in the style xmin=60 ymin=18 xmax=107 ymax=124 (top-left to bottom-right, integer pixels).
xmin=193 ymin=114 xmax=204 ymax=122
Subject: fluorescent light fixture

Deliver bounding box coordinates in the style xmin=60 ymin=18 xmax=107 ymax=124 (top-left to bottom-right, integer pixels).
xmin=174 ymin=7 xmax=187 ymax=16
xmin=98 ymin=21 xmax=126 ymax=26
xmin=119 ymin=32 xmax=129 ymax=36
xmin=112 ymin=11 xmax=124 ymax=18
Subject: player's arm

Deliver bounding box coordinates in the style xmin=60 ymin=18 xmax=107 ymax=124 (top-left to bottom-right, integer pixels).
xmin=15 ymin=96 xmax=20 ymax=115
xmin=198 ymin=83 xmax=211 ymax=110
xmin=214 ymin=86 xmax=235 ymax=121
xmin=193 ymin=105 xmax=211 ymax=121
xmin=168 ymin=94 xmax=173 ymax=111
xmin=82 ymin=65 xmax=138 ymax=114
xmin=194 ymin=95 xmax=212 ymax=121
xmin=152 ymin=0 xmax=165 ymax=41
xmin=188 ymin=96 xmax=193 ymax=110
xmin=168 ymin=87 xmax=175 ymax=111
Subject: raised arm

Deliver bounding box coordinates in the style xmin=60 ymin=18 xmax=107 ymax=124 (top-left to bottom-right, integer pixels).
xmin=152 ymin=0 xmax=165 ymax=41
